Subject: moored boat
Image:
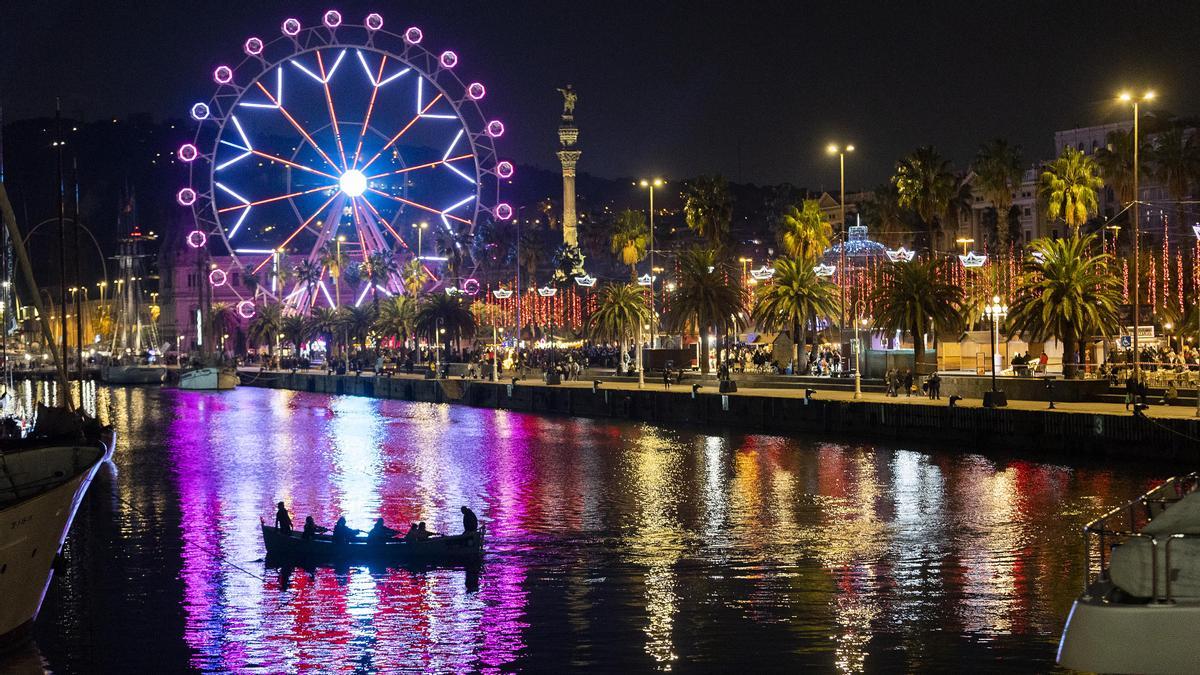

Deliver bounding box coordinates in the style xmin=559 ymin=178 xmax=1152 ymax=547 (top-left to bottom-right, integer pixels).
xmin=100 ymin=362 xmax=167 ymax=385
xmin=1058 ymin=472 xmax=1200 ymax=674
xmin=261 ymin=523 xmax=485 ymax=563
xmin=0 ymin=443 xmax=107 ymax=651
xmin=178 ymin=366 xmax=238 ymax=391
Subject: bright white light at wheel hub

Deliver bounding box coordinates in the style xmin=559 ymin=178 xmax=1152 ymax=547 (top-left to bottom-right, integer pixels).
xmin=339 ymin=169 xmax=367 ymax=197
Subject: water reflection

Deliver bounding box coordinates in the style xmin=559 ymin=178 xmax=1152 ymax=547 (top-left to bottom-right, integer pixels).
xmin=21 ymin=385 xmax=1169 ymax=673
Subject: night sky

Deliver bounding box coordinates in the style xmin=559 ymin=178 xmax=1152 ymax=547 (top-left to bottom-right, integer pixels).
xmin=3 ymin=0 xmax=1200 ymax=189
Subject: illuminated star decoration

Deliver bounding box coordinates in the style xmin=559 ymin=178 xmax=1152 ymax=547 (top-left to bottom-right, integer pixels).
xmin=813 ymin=263 xmax=837 ymax=278
xmin=958 ymin=252 xmax=988 ymax=269
xmin=885 ymin=247 xmax=915 ymax=263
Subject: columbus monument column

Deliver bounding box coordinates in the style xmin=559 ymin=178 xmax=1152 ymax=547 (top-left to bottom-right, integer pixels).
xmin=556 ymin=85 xmax=581 ymax=247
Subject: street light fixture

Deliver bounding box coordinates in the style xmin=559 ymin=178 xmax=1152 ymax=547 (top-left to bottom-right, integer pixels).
xmin=827 ymin=143 xmax=854 ymax=353
xmin=412 ymin=221 xmax=429 ymax=260
xmin=1119 ymin=89 xmax=1155 ymax=379
xmin=983 ymin=295 xmax=1009 ymax=408
xmin=639 ymin=178 xmax=664 ymax=348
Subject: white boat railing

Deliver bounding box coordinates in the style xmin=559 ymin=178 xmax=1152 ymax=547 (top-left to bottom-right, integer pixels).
xmin=1081 ymin=472 xmax=1200 ymax=603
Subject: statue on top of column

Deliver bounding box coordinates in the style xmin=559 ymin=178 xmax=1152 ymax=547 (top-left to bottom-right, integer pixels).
xmin=556 ymin=85 xmax=578 ymax=116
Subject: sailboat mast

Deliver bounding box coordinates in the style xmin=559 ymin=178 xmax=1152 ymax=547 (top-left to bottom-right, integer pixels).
xmin=73 ymin=158 xmax=82 ymax=382
xmin=55 ymin=99 xmax=71 ymax=407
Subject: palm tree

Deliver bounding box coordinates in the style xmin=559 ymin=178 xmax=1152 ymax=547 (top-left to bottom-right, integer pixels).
xmin=751 ymin=256 xmax=839 ymax=369
xmin=973 ymin=139 xmax=1024 ymax=247
xmin=415 ymin=293 xmax=476 ymax=354
xmin=517 ymin=228 xmax=546 ymax=286
xmin=1154 ymin=125 xmax=1200 ymax=233
xmin=309 ymin=306 xmax=339 ymax=355
xmin=375 ymin=295 xmax=416 ymax=346
xmin=682 ymin=175 xmax=733 ymax=248
xmin=776 ymin=200 xmax=832 ymax=259
xmin=1007 ymin=234 xmax=1121 ymax=377
xmin=346 ymin=305 xmax=377 ymax=351
xmin=207 ymin=302 xmax=238 ymax=353
xmin=1095 ymin=128 xmax=1148 ymax=209
xmin=1040 ymin=146 xmax=1104 ymax=234
xmin=435 ymin=231 xmax=469 ymax=281
xmin=247 ymin=302 xmax=283 ymax=357
xmin=320 ymin=241 xmax=348 ymax=306
xmin=665 ymin=247 xmax=747 ymax=373
xmin=359 ymin=252 xmax=399 ymax=311
xmin=587 ymin=283 xmax=650 ymax=366
xmin=868 ymin=258 xmax=963 ymax=374
xmin=893 ymin=146 xmax=958 ymax=248
xmin=280 ymin=314 xmax=315 ymax=354
xmin=293 ymin=259 xmax=322 ymax=309
xmin=609 ymin=209 xmax=649 ymax=281
xmin=400 ymin=258 xmax=428 ymax=296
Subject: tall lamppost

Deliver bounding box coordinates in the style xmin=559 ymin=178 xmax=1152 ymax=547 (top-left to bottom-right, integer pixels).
xmin=640 ymin=178 xmax=663 ymax=348
xmin=334 ymin=234 xmax=346 ymax=307
xmin=853 ymin=299 xmax=867 ymax=399
xmin=412 ymin=220 xmax=429 ymax=259
xmin=1120 ymin=90 xmax=1155 ymax=378
xmin=827 ymin=143 xmax=854 ymax=344
xmin=983 ymin=294 xmax=1009 ymax=408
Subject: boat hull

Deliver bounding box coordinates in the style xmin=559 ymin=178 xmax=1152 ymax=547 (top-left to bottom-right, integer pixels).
xmin=179 ymin=367 xmax=238 ymax=390
xmin=0 ymin=445 xmax=106 ymax=651
xmin=262 ymin=524 xmax=484 ymax=563
xmin=1058 ymin=583 xmax=1200 ymax=674
xmin=101 ymin=364 xmax=166 ymax=385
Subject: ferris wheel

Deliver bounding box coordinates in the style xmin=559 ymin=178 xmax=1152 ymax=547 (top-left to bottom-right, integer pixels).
xmin=177 ymin=9 xmax=513 ymax=316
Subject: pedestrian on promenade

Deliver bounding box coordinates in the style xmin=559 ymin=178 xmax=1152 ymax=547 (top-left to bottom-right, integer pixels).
xmin=929 ymin=372 xmax=941 ymax=400
xmin=1125 ymin=374 xmax=1136 ymax=410
xmin=903 ymin=369 xmax=914 ymax=397
xmin=885 ymin=368 xmax=896 ymax=397
xmin=662 ymin=369 xmax=671 ymax=390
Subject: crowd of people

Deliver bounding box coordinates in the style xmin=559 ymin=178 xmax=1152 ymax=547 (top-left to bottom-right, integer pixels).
xmin=273 ymin=502 xmax=480 ymax=543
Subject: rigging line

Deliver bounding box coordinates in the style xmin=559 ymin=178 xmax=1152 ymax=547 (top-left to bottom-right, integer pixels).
xmin=316 ymin=51 xmax=348 ymax=171
xmin=217 ymin=185 xmax=335 ymax=213
xmin=254 ymin=81 xmax=342 ymax=175
xmin=351 ymin=55 xmax=388 ymax=169
xmin=359 ymin=93 xmax=444 ymax=173
xmin=365 ymin=187 xmax=472 ymax=225
xmin=365 ymin=154 xmax=473 ymax=181
xmin=252 ymin=192 xmax=340 ymax=275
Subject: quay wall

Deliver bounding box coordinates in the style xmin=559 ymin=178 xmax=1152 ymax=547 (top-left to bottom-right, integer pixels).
xmin=237 ymin=371 xmax=1200 ymax=462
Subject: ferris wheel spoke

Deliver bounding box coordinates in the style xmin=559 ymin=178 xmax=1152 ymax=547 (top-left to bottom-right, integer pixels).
xmin=248 ymin=150 xmax=339 ymax=181
xmin=364 ymin=154 xmax=473 ymax=181
xmin=216 ymin=184 xmax=337 ymax=214
xmin=254 ymin=81 xmax=343 ymax=175
xmin=251 ymin=192 xmax=341 ymax=275
xmin=358 ymin=93 xmax=445 ymax=173
xmin=316 ymin=51 xmax=349 ymax=171
xmin=364 ymin=187 xmax=472 ymax=225
xmin=351 ymin=55 xmax=389 ymax=170
xmin=357 ymin=197 xmax=439 ymax=283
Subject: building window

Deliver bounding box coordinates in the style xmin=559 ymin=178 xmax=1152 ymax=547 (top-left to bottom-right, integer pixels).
xmin=1024 ymin=230 xmax=1032 ymax=243
xmin=1024 ymin=208 xmax=1031 ymax=216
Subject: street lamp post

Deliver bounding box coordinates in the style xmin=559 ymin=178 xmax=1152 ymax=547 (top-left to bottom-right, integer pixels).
xmin=335 ymin=234 xmax=346 ymax=307
xmin=412 ymin=221 xmax=428 ymax=260
xmin=1120 ymin=90 xmax=1155 ymax=379
xmin=827 ymin=144 xmax=854 ymax=352
xmin=639 ymin=179 xmax=663 ymax=348
xmin=853 ymin=300 xmax=867 ymax=399
xmin=983 ymin=295 xmax=1009 ymax=408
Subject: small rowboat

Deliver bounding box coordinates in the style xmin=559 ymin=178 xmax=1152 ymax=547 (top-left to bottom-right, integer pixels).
xmin=261 ymin=523 xmax=485 ymax=563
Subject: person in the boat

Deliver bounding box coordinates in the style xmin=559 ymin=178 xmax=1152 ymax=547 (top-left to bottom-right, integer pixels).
xmin=367 ymin=518 xmax=400 ymax=542
xmin=404 ymin=523 xmax=420 ymax=541
xmin=302 ymin=516 xmax=329 ymax=540
xmin=332 ymin=516 xmax=361 ymax=544
xmin=274 ymin=502 xmax=293 ymax=534
xmin=416 ymin=522 xmax=438 ymax=540
xmin=461 ymin=506 xmax=479 ymax=533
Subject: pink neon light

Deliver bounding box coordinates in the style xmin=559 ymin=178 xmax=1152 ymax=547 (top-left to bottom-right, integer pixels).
xmin=177 ymin=188 xmax=197 ymax=206
xmin=365 ymin=13 xmax=384 ymax=31
xmin=467 ymin=82 xmax=486 ymax=100
xmin=494 ymin=203 xmax=513 ymax=221
xmin=486 ymin=120 xmax=505 ymax=138
xmin=404 ymin=27 xmax=423 ymax=44
xmin=213 ymin=66 xmax=233 ymax=85
xmin=209 ymin=269 xmax=228 ymax=287
xmin=461 ymin=278 xmax=480 ymax=296
xmin=439 ymin=51 xmax=458 ymax=69
xmin=186 ymin=230 xmax=207 ymax=249
xmin=178 ymin=144 xmax=198 ymax=162
xmin=282 ymin=18 xmax=301 ymax=36
xmin=323 ymin=10 xmax=342 ymax=28
xmin=190 ymin=103 xmax=210 ymax=120
xmin=243 ymin=37 xmax=263 ymax=56
xmin=237 ymin=300 xmax=256 ymax=319
xmin=496 ymin=161 xmax=514 ymax=179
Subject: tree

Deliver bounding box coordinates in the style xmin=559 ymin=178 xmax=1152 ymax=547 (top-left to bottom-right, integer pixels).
xmin=359 ymin=252 xmax=399 ymax=312
xmin=665 ymin=247 xmax=747 ymax=373
xmin=415 ymin=293 xmax=476 ymax=355
xmin=280 ymin=314 xmax=315 ymax=353
xmin=375 ymin=295 xmax=416 ymax=346
xmin=856 ymin=183 xmax=911 ymax=246
xmin=1095 ymin=128 xmax=1148 ymax=209
xmin=293 ymin=259 xmax=322 ymax=308
xmin=207 ymin=302 xmax=238 ymax=353
xmin=436 ymin=230 xmax=469 ymax=281
xmin=1154 ymin=125 xmax=1200 ymax=234
xmin=517 ymin=228 xmax=546 ymax=287
xmin=750 ymin=256 xmax=839 ymax=370
xmin=777 ymin=200 xmax=832 ymax=259
xmin=586 ymin=283 xmax=650 ymax=367
xmin=893 ymin=146 xmax=957 ymax=247
xmin=973 ymin=139 xmax=1024 ymax=247
xmin=345 ymin=305 xmax=377 ymax=351
xmin=682 ymin=175 xmax=733 ymax=248
xmin=309 ymin=306 xmax=339 ymax=354
xmin=1007 ymin=234 xmax=1121 ymax=378
xmin=320 ymin=241 xmax=348 ymax=306
xmin=868 ymin=258 xmax=963 ymax=374
xmin=609 ymin=209 xmax=649 ymax=281
xmin=247 ymin=302 xmax=283 ymax=357
xmin=1040 ymin=146 xmax=1104 ymax=233
xmin=400 ymin=258 xmax=428 ymax=296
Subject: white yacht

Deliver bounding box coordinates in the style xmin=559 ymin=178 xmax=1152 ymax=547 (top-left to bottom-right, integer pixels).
xmin=0 ymin=442 xmax=108 ymax=650
xmin=178 ymin=366 xmax=238 ymax=390
xmin=100 ymin=360 xmax=166 ymax=385
xmin=1058 ymin=473 xmax=1200 ymax=674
